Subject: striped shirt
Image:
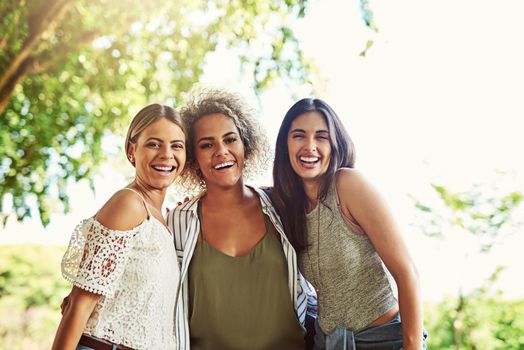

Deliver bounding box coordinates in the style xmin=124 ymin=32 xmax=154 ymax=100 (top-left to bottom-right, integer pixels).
xmin=167 ymin=187 xmax=316 ymax=350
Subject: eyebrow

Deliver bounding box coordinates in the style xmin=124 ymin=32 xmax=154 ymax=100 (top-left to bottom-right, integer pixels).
xmin=196 ymin=131 xmax=238 ymax=143
xmin=145 ymin=137 xmax=185 ymax=143
xmin=289 ymin=128 xmax=329 ymax=134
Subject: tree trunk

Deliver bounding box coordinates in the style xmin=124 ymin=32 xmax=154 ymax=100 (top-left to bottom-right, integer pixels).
xmin=0 ymin=0 xmax=75 ymax=116
xmin=0 ymin=57 xmax=35 ymax=114
xmin=453 ymin=291 xmax=465 ymax=350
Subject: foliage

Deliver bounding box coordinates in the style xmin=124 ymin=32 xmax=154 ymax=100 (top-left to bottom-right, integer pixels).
xmin=425 ymin=282 xmax=524 ymax=349
xmin=412 ymin=183 xmax=524 ymax=349
xmin=0 ymin=244 xmax=71 ymax=350
xmin=412 ymin=183 xmax=523 ymax=252
xmin=0 ymin=0 xmax=313 ymax=226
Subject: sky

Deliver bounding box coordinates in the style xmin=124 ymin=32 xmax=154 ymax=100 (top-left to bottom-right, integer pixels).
xmin=1 ymin=0 xmax=523 ymax=301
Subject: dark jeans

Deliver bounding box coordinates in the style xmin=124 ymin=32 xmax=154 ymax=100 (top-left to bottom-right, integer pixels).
xmin=312 ymin=313 xmax=428 ymax=350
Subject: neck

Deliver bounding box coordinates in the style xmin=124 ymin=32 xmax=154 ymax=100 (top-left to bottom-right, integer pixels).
xmin=130 ymin=179 xmax=167 ymax=212
xmin=302 ymin=178 xmax=322 ymax=211
xmin=203 ymin=180 xmax=251 ymax=208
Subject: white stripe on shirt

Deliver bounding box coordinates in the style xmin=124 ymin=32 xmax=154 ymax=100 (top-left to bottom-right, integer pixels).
xmin=168 ymin=187 xmax=315 ymax=350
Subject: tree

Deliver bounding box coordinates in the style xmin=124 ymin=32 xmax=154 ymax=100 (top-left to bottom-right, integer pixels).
xmin=1 ymin=0 xmax=376 ymax=226
xmin=411 ymin=182 xmax=524 ymax=349
xmin=0 ymin=0 xmax=315 ymax=225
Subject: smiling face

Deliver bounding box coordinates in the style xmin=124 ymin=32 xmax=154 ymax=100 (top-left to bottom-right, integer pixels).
xmin=287 ymin=111 xmax=332 ymax=185
xmin=128 ymin=118 xmax=186 ymax=190
xmin=192 ymin=113 xmax=245 ymax=190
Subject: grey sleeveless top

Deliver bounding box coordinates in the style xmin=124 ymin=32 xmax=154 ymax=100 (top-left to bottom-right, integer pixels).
xmin=298 ymin=181 xmax=397 ymax=333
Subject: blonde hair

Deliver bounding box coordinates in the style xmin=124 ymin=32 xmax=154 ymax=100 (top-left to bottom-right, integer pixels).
xmin=179 ymin=88 xmax=270 ymax=192
xmin=125 ymin=104 xmax=186 ymax=165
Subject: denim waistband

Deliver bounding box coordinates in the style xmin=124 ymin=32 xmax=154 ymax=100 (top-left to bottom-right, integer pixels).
xmin=313 ymin=313 xmax=427 ymax=350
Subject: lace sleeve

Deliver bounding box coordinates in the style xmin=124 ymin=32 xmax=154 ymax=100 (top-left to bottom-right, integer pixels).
xmin=61 ymin=217 xmax=141 ymax=297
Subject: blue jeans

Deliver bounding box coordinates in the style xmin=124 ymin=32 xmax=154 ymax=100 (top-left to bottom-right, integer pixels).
xmin=313 ymin=313 xmax=428 ymax=350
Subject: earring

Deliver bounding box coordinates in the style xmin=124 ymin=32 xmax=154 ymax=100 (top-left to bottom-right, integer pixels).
xmin=129 ymin=156 xmax=134 ymax=163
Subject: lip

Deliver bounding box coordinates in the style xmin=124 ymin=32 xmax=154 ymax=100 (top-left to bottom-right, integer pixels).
xmin=297 ymin=154 xmax=321 ymax=169
xmin=298 ymin=160 xmax=319 ymax=169
xmin=151 ymin=164 xmax=177 ymax=177
xmin=212 ymin=160 xmax=236 ymax=172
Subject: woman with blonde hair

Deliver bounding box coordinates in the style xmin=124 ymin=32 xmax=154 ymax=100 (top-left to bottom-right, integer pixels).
xmin=53 ymin=104 xmax=186 ymax=350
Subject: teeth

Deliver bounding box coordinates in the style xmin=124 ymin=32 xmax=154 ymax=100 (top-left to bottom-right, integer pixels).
xmin=214 ymin=161 xmax=234 ymax=169
xmin=153 ymin=166 xmax=174 ymax=172
xmin=300 ymin=156 xmax=319 ymax=163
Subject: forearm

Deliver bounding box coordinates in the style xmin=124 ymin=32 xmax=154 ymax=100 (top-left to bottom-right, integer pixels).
xmin=52 ymin=288 xmax=100 ymax=350
xmin=395 ymin=268 xmax=424 ymax=350
xmin=52 ymin=308 xmax=90 ymax=350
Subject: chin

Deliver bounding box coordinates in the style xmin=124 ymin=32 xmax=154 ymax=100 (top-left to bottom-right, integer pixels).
xmin=214 ymin=178 xmax=242 ymax=189
xmin=152 ymin=179 xmax=175 ymax=189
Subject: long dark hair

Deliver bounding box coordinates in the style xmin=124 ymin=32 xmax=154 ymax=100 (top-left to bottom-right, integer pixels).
xmin=272 ymin=98 xmax=356 ymax=253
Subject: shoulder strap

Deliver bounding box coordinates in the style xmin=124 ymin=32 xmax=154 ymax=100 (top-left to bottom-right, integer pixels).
xmin=121 ymin=187 xmax=152 ymax=218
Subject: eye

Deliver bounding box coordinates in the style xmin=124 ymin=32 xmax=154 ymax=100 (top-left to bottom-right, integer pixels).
xmin=199 ymin=142 xmax=213 ymax=149
xmin=172 ymin=142 xmax=185 ymax=150
xmin=146 ymin=142 xmax=161 ymax=148
xmin=224 ymin=136 xmax=238 ymax=144
xmin=291 ymin=132 xmax=304 ymax=139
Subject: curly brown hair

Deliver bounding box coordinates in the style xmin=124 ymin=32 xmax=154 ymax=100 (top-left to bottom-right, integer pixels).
xmin=178 ymin=88 xmax=271 ymax=193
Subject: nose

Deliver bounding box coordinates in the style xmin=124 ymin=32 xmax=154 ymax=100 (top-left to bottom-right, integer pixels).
xmin=159 ymin=144 xmax=174 ymax=159
xmin=215 ymin=142 xmax=230 ymax=157
xmin=304 ymin=137 xmax=317 ymax=152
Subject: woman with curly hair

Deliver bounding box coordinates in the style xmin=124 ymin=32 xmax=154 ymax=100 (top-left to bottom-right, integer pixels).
xmin=168 ymin=88 xmax=313 ymax=350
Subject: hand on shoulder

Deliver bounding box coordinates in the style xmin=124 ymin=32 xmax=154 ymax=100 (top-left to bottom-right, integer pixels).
xmin=95 ymin=189 xmax=148 ymax=231
xmin=175 ymin=196 xmax=191 ymax=207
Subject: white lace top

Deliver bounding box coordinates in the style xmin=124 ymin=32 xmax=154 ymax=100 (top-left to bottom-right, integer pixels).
xmin=61 ymin=193 xmax=179 ymax=349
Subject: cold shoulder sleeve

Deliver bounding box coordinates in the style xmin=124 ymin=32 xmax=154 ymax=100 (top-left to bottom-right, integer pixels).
xmin=61 ymin=217 xmax=141 ymax=297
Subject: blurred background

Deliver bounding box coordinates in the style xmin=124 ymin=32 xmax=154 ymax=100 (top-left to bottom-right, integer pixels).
xmin=1 ymin=0 xmax=523 ymax=349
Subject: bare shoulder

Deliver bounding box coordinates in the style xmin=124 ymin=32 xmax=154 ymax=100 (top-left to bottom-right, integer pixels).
xmin=335 ymin=168 xmax=384 ymax=208
xmin=95 ymin=189 xmax=148 ymax=231
xmin=335 ymin=168 xmax=375 ymax=194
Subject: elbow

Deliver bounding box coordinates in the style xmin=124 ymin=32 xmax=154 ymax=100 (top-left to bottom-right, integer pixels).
xmin=69 ymin=287 xmax=102 ymax=315
xmin=391 ymin=261 xmax=420 ymax=288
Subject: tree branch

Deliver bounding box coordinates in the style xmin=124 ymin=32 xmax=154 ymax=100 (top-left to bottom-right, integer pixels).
xmin=0 ymin=0 xmax=76 ymax=110
xmin=29 ymin=30 xmax=100 ymax=75
xmin=0 ymin=57 xmax=36 ymax=114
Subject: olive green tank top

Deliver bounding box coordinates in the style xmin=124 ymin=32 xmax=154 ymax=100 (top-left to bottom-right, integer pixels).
xmin=188 ymin=208 xmax=304 ymax=350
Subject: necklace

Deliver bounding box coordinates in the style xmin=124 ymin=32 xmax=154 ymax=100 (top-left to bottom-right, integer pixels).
xmin=306 ymin=201 xmax=323 ymax=294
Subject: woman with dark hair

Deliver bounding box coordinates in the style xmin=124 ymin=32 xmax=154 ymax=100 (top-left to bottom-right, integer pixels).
xmin=272 ymin=98 xmax=427 ymax=349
